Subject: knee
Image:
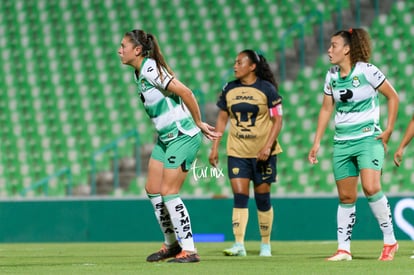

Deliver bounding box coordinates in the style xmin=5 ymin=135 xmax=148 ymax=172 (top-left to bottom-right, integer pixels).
xmin=362 ymin=186 xmax=381 ymax=197
xmin=337 ymin=185 xmax=357 ymax=204
xmin=254 ymin=192 xmax=271 ymax=211
xmin=338 ymin=194 xmax=357 ymax=204
xmin=234 ymin=193 xmax=249 ymax=208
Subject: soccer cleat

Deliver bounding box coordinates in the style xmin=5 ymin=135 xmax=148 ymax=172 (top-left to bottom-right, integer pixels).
xmin=326 ymin=249 xmax=352 ymax=261
xmin=379 ymin=242 xmax=398 ymax=261
xmin=146 ymin=243 xmax=182 ymax=262
xmin=167 ymin=250 xmax=200 ymax=263
xmin=223 ymin=243 xmax=246 ymax=256
xmin=259 ymin=243 xmax=272 ymax=257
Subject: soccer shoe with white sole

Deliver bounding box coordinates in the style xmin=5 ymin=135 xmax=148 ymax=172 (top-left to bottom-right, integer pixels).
xmin=379 ymin=242 xmax=398 ymax=261
xmin=223 ymin=243 xmax=246 ymax=256
xmin=259 ymin=243 xmax=272 ymax=257
xmin=168 ymin=250 xmax=200 ymax=263
xmin=146 ymin=243 xmax=182 ymax=262
xmin=326 ymin=249 xmax=352 ymax=261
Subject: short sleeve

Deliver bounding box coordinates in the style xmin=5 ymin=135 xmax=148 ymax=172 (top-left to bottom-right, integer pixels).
xmin=323 ymin=70 xmax=333 ymax=95
xmin=216 ymin=83 xmax=229 ymax=110
xmin=364 ymin=63 xmax=386 ymax=89
xmin=266 ymin=84 xmax=282 ymax=108
xmin=142 ymin=62 xmax=173 ymax=90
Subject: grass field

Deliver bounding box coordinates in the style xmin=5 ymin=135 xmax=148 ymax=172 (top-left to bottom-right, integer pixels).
xmin=0 ymin=241 xmax=412 ymax=274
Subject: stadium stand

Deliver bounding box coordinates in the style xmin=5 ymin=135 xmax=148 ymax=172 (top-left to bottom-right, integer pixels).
xmin=276 ymin=0 xmax=414 ymax=195
xmin=0 ymin=0 xmax=412 ymax=197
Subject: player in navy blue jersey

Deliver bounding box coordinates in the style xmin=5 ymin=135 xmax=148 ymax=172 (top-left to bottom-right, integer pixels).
xmin=209 ymin=49 xmax=283 ymax=257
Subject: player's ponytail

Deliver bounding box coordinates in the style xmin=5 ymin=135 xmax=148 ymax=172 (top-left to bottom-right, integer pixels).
xmin=348 ymin=28 xmax=371 ymax=66
xmin=333 ymin=28 xmax=371 ymax=66
xmin=240 ymin=49 xmax=278 ymax=89
xmin=257 ymin=54 xmax=278 ymax=90
xmin=146 ymin=33 xmax=174 ymax=79
xmin=125 ymin=30 xmax=174 ymax=80
xmin=241 ymin=49 xmax=278 ymax=90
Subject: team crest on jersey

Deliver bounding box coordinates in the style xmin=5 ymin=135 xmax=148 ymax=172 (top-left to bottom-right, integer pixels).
xmin=232 ymin=168 xmax=240 ymax=175
xmin=352 ymin=76 xmax=360 ymax=88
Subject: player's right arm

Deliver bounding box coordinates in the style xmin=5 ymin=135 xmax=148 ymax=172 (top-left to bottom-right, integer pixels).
xmin=308 ymin=94 xmax=334 ymax=164
xmin=209 ymin=110 xmax=229 ymax=167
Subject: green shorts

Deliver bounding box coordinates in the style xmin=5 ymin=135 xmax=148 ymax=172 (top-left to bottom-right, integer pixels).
xmin=333 ymin=135 xmax=384 ymax=181
xmin=151 ymin=132 xmax=202 ymax=171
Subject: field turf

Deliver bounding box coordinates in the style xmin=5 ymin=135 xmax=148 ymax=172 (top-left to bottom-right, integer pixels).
xmin=0 ymin=241 xmax=412 ymax=274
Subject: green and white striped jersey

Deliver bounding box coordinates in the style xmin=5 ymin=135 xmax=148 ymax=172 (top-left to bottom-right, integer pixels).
xmin=134 ymin=58 xmax=200 ymax=143
xmin=324 ymin=62 xmax=386 ymax=140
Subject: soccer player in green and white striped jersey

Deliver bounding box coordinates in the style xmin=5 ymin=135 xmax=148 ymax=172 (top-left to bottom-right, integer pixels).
xmin=118 ymin=29 xmax=220 ymax=263
xmin=308 ymin=28 xmax=399 ymax=261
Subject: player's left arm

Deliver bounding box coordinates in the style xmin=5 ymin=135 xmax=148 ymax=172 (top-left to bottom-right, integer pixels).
xmin=257 ymin=100 xmax=283 ymax=161
xmin=166 ymin=78 xmax=220 ymax=140
xmin=376 ymin=79 xmax=399 ymax=149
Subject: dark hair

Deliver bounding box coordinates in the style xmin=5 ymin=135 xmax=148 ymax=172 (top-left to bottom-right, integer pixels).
xmin=333 ymin=28 xmax=372 ymax=66
xmin=240 ymin=49 xmax=278 ymax=89
xmin=124 ymin=29 xmax=173 ymax=79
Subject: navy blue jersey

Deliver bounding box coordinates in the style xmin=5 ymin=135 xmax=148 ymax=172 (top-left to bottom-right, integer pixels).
xmin=217 ymin=78 xmax=282 ymax=157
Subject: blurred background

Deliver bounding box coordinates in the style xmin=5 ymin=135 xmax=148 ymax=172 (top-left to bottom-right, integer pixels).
xmin=0 ymin=0 xmax=413 ymax=199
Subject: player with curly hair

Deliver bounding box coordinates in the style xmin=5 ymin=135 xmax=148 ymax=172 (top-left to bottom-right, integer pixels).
xmin=308 ymin=28 xmax=399 ymax=261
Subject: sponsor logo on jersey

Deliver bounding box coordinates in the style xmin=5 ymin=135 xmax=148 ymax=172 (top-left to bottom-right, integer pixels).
xmin=235 ymin=132 xmax=257 ymax=139
xmin=362 ymin=127 xmax=371 ymax=132
xmin=235 ymin=95 xmax=254 ymax=100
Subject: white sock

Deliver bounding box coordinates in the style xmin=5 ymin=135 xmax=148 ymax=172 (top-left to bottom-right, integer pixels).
xmin=337 ymin=203 xmax=356 ymax=252
xmin=148 ymin=193 xmax=177 ymax=247
xmin=368 ymin=192 xmax=397 ymax=245
xmin=164 ymin=195 xmax=196 ymax=252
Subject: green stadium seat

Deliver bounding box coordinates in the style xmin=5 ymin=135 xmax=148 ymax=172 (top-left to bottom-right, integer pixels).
xmin=0 ymin=0 xmax=412 ymax=197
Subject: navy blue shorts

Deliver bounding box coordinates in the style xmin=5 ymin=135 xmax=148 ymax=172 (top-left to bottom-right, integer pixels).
xmin=227 ymin=155 xmax=277 ymax=185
